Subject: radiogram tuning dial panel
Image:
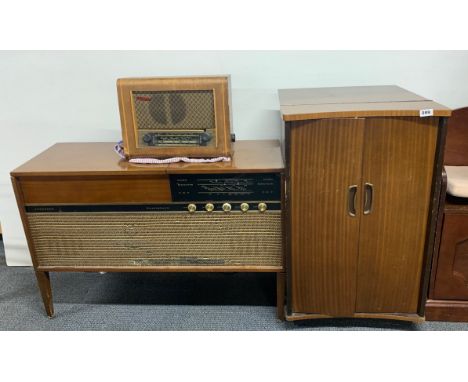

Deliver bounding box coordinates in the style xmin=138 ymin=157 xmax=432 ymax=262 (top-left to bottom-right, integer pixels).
xmin=171 ymin=173 xmax=281 ymax=214
xmin=170 ymin=173 xmax=281 ymax=202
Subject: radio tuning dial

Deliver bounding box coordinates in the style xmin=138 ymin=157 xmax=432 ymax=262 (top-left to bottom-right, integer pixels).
xmin=187 ymin=203 xmax=197 ymax=213
xmin=222 ymin=203 xmax=232 ymax=212
xmin=205 ymin=203 xmax=214 ymax=212
xmin=240 ymin=203 xmax=250 ymax=212
xmin=258 ymin=202 xmax=268 ymax=213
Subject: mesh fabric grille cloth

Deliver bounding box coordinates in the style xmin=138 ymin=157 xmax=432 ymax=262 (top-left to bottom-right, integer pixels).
xmin=133 ymin=90 xmax=215 ymax=131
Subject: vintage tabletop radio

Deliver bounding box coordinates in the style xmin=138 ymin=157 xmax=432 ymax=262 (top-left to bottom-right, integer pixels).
xmin=117 ymin=76 xmax=232 ymax=159
xmin=11 ymin=140 xmax=285 ymax=318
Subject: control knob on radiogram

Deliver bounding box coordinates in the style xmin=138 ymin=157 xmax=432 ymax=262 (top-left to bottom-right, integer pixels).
xmin=258 ymin=202 xmax=267 ymax=212
xmin=222 ymin=203 xmax=232 ymax=212
xmin=205 ymin=203 xmax=214 ymax=212
xmin=187 ymin=204 xmax=197 ymax=213
xmin=240 ymin=203 xmax=250 ymax=212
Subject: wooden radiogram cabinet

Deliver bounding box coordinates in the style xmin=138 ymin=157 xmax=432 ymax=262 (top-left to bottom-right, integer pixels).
xmin=279 ymin=85 xmax=451 ymax=321
xmin=11 ymin=140 xmax=285 ymax=318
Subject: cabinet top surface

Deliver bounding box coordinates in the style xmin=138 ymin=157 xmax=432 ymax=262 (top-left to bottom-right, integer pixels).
xmin=278 ymin=85 xmax=451 ymax=121
xmin=11 ymin=140 xmax=284 ymax=177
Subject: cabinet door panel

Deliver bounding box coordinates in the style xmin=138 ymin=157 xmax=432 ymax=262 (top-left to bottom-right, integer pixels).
xmin=356 ymin=117 xmax=438 ymax=313
xmin=433 ymin=214 xmax=468 ymax=300
xmin=289 ymin=118 xmax=364 ymax=316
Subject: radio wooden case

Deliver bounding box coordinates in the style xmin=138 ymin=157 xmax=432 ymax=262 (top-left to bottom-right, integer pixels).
xmin=117 ymin=76 xmax=232 ymax=159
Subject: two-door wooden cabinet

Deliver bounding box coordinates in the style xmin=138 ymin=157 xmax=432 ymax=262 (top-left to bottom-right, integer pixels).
xmin=279 ymin=85 xmax=451 ymax=321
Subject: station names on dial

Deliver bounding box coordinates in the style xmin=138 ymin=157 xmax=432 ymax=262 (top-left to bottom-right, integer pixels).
xmin=169 ymin=173 xmax=281 ymax=202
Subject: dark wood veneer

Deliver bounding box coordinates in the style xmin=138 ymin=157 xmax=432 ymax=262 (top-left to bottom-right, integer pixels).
xmin=20 ymin=175 xmax=171 ymax=204
xmin=356 ymin=117 xmax=438 ymax=313
xmin=426 ymin=107 xmax=468 ymax=322
xmin=280 ymin=85 xmax=450 ymax=321
xmin=289 ymin=118 xmax=364 ymax=316
xmin=444 ymin=107 xmax=468 ymax=166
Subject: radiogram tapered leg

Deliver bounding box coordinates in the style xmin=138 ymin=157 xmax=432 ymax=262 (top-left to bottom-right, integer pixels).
xmin=276 ymin=272 xmax=285 ymax=321
xmin=35 ymin=271 xmax=54 ymax=318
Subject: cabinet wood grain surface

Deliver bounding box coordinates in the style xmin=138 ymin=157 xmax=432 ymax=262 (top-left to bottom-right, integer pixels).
xmin=289 ymin=118 xmax=364 ymax=316
xmin=433 ymin=214 xmax=468 ymax=300
xmin=356 ymin=117 xmax=438 ymax=313
xmin=281 ymin=85 xmax=450 ymax=321
xmin=426 ymin=107 xmax=468 ymax=322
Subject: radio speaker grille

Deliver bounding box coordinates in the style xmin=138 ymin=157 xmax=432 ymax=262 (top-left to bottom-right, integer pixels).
xmin=27 ymin=212 xmax=282 ymax=268
xmin=133 ymin=90 xmax=215 ymax=131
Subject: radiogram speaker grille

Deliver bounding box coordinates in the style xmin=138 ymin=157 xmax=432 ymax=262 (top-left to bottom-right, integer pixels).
xmin=132 ymin=90 xmax=215 ymax=131
xmin=27 ymin=212 xmax=282 ymax=268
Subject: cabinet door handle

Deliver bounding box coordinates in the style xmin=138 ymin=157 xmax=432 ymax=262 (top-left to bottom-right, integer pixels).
xmin=348 ymin=185 xmax=357 ymax=217
xmin=364 ymin=183 xmax=373 ymax=215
